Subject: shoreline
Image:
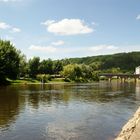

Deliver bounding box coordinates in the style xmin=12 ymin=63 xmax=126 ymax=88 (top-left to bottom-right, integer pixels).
xmin=8 ymin=79 xmax=140 ymax=86
xmin=115 ymin=107 xmax=140 ymax=140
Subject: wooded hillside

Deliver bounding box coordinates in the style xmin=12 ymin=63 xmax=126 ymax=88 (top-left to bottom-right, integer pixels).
xmin=65 ymin=52 xmax=140 ymax=72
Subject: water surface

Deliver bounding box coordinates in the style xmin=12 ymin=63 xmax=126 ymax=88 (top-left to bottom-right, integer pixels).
xmin=0 ymin=81 xmax=140 ymax=140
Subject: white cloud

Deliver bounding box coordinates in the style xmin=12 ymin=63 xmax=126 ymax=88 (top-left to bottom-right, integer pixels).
xmin=136 ymin=15 xmax=140 ymax=20
xmin=26 ymin=43 xmax=140 ymax=60
xmin=42 ymin=19 xmax=93 ymax=35
xmin=106 ymin=45 xmax=118 ymax=50
xmin=41 ymin=20 xmax=55 ymax=26
xmin=28 ymin=44 xmax=119 ymax=59
xmin=0 ymin=22 xmax=11 ymax=29
xmin=89 ymin=45 xmax=104 ymax=51
xmin=51 ymin=40 xmax=65 ymax=46
xmin=89 ymin=45 xmax=118 ymax=52
xmin=11 ymin=27 xmax=21 ymax=33
xmin=0 ymin=21 xmax=21 ymax=33
xmin=29 ymin=45 xmax=56 ymax=53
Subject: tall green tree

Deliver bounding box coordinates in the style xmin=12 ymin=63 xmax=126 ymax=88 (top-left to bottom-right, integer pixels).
xmin=39 ymin=60 xmax=48 ymax=74
xmin=61 ymin=64 xmax=83 ymax=82
xmin=19 ymin=53 xmax=28 ymax=77
xmin=0 ymin=40 xmax=20 ymax=83
xmin=39 ymin=59 xmax=53 ymax=74
xmin=53 ymin=60 xmax=63 ymax=74
xmin=61 ymin=64 xmax=99 ymax=82
xmin=28 ymin=57 xmax=40 ymax=78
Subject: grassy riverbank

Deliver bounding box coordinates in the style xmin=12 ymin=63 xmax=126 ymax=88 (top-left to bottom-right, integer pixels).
xmin=7 ymin=77 xmax=140 ymax=85
xmin=9 ymin=78 xmax=66 ymax=84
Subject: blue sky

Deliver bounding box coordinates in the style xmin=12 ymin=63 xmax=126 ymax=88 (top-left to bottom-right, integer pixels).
xmin=0 ymin=0 xmax=140 ymax=60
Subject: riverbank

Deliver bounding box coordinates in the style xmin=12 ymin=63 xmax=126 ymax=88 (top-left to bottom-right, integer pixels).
xmin=115 ymin=107 xmax=140 ymax=140
xmin=8 ymin=78 xmax=140 ymax=85
xmin=9 ymin=78 xmax=66 ymax=85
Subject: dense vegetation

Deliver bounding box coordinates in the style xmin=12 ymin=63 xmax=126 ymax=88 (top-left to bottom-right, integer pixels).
xmin=0 ymin=40 xmax=20 ymax=84
xmin=0 ymin=39 xmax=140 ymax=85
xmin=66 ymin=52 xmax=140 ymax=73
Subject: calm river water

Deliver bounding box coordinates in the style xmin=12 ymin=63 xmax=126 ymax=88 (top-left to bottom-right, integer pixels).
xmin=0 ymin=81 xmax=140 ymax=140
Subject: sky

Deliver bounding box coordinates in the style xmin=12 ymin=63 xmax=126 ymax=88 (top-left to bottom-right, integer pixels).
xmin=0 ymin=0 xmax=140 ymax=60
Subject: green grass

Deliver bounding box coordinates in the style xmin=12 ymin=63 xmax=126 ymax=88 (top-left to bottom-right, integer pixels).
xmin=9 ymin=78 xmax=40 ymax=84
xmin=9 ymin=78 xmax=66 ymax=84
xmin=49 ymin=78 xmax=66 ymax=83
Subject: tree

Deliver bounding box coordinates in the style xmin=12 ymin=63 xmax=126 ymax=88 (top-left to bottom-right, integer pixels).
xmin=0 ymin=40 xmax=20 ymax=83
xmin=81 ymin=64 xmax=93 ymax=81
xmin=89 ymin=62 xmax=101 ymax=71
xmin=61 ymin=64 xmax=99 ymax=82
xmin=28 ymin=57 xmax=40 ymax=78
xmin=61 ymin=64 xmax=76 ymax=81
xmin=19 ymin=53 xmax=28 ymax=77
xmin=53 ymin=60 xmax=63 ymax=74
xmin=61 ymin=58 xmax=71 ymax=66
xmin=61 ymin=64 xmax=83 ymax=82
xmin=39 ymin=59 xmax=53 ymax=74
xmin=39 ymin=60 xmax=48 ymax=74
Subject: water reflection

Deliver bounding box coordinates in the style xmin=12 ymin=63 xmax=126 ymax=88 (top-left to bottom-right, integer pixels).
xmin=0 ymin=81 xmax=140 ymax=140
xmin=0 ymin=87 xmax=20 ymax=129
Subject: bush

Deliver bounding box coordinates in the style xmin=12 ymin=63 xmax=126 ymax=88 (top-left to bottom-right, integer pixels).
xmin=61 ymin=64 xmax=99 ymax=82
xmin=36 ymin=74 xmax=52 ymax=83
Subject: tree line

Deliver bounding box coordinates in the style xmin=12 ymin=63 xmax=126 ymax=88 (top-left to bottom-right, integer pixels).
xmin=0 ymin=40 xmax=99 ymax=84
xmin=0 ymin=39 xmax=139 ymax=84
xmin=68 ymin=52 xmax=140 ymax=72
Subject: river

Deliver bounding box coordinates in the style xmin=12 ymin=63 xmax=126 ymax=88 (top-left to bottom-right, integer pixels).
xmin=0 ymin=81 xmax=140 ymax=140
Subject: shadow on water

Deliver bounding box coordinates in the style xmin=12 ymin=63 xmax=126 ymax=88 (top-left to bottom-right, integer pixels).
xmin=0 ymin=81 xmax=140 ymax=140
xmin=0 ymin=86 xmax=25 ymax=130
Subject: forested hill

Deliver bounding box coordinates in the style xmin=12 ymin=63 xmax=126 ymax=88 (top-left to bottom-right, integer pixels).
xmin=63 ymin=52 xmax=140 ymax=72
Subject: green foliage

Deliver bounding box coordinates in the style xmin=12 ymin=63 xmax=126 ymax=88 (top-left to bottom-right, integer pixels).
xmin=0 ymin=40 xmax=20 ymax=83
xmin=89 ymin=61 xmax=102 ymax=71
xmin=19 ymin=53 xmax=28 ymax=77
xmin=61 ymin=64 xmax=99 ymax=82
xmin=105 ymin=67 xmax=121 ymax=74
xmin=39 ymin=59 xmax=53 ymax=75
xmin=53 ymin=60 xmax=63 ymax=74
xmin=61 ymin=58 xmax=71 ymax=66
xmin=66 ymin=52 xmax=140 ymax=72
xmin=36 ymin=74 xmax=52 ymax=83
xmin=19 ymin=50 xmax=140 ymax=82
xmin=92 ymin=72 xmax=99 ymax=81
xmin=10 ymin=78 xmax=39 ymax=84
xmin=28 ymin=57 xmax=40 ymax=78
xmin=1 ymin=39 xmax=140 ymax=84
xmin=61 ymin=64 xmax=75 ymax=81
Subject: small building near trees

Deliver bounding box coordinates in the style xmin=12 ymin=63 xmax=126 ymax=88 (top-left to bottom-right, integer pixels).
xmin=135 ymin=66 xmax=140 ymax=74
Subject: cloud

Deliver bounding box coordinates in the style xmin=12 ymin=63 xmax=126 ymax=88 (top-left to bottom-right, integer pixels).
xmin=28 ymin=44 xmax=119 ymax=59
xmin=0 ymin=21 xmax=21 ymax=33
xmin=136 ymin=15 xmax=140 ymax=20
xmin=28 ymin=40 xmax=65 ymax=54
xmin=106 ymin=45 xmax=118 ymax=50
xmin=51 ymin=40 xmax=65 ymax=46
xmin=0 ymin=22 xmax=11 ymax=29
xmin=89 ymin=45 xmax=118 ymax=52
xmin=41 ymin=20 xmax=55 ymax=26
xmin=27 ymin=43 xmax=140 ymax=60
xmin=29 ymin=45 xmax=56 ymax=53
xmin=11 ymin=27 xmax=21 ymax=33
xmin=89 ymin=45 xmax=104 ymax=51
xmin=41 ymin=19 xmax=93 ymax=35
